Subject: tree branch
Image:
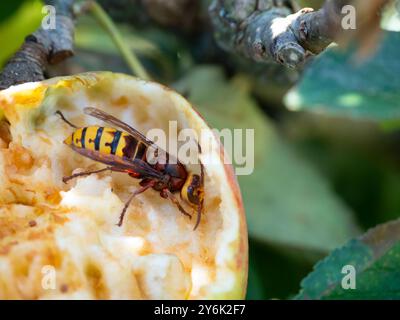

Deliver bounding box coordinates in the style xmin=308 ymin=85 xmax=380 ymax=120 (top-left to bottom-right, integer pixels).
xmin=291 ymin=0 xmax=351 ymax=54
xmin=209 ymin=0 xmax=387 ymax=69
xmin=0 ymin=0 xmax=75 ymax=90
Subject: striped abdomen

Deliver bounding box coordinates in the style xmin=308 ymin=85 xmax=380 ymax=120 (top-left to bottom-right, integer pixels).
xmin=64 ymin=126 xmax=148 ymax=161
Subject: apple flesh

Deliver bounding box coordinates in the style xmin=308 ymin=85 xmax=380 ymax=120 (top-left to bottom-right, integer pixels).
xmin=0 ymin=72 xmax=248 ymax=299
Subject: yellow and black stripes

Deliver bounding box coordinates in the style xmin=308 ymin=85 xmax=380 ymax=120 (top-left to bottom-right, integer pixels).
xmin=64 ymin=126 xmax=149 ymax=161
xmin=80 ymin=127 xmax=87 ymax=149
xmin=94 ymin=127 xmax=103 ymax=151
xmin=105 ymin=130 xmax=122 ymax=155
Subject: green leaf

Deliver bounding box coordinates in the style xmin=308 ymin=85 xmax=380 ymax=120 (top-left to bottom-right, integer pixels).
xmin=74 ymin=17 xmax=192 ymax=81
xmin=75 ymin=17 xmax=161 ymax=58
xmin=285 ymin=32 xmax=400 ymax=121
xmin=0 ymin=0 xmax=25 ymax=23
xmin=175 ymin=66 xmax=359 ymax=252
xmin=296 ymin=219 xmax=400 ymax=299
xmin=0 ymin=0 xmax=43 ymax=67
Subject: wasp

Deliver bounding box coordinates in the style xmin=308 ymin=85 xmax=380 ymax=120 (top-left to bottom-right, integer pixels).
xmin=56 ymin=107 xmax=204 ymax=230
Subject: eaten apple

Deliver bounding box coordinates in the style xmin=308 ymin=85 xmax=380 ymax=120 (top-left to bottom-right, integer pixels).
xmin=0 ymin=72 xmax=248 ymax=299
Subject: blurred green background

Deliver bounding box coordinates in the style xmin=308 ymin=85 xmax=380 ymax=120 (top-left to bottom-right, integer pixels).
xmin=2 ymin=0 xmax=400 ymax=299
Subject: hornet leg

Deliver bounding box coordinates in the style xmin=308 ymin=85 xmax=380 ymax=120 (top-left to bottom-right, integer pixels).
xmin=117 ymin=180 xmax=156 ymax=227
xmin=162 ymin=189 xmax=192 ymax=219
xmin=63 ymin=166 xmax=120 ymax=183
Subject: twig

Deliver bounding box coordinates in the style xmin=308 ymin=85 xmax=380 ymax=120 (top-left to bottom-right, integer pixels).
xmin=88 ymin=1 xmax=151 ymax=80
xmin=0 ymin=0 xmax=75 ymax=89
xmin=209 ymin=0 xmax=388 ymax=69
xmin=291 ymin=0 xmax=352 ymax=54
xmin=209 ymin=0 xmax=312 ymax=69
